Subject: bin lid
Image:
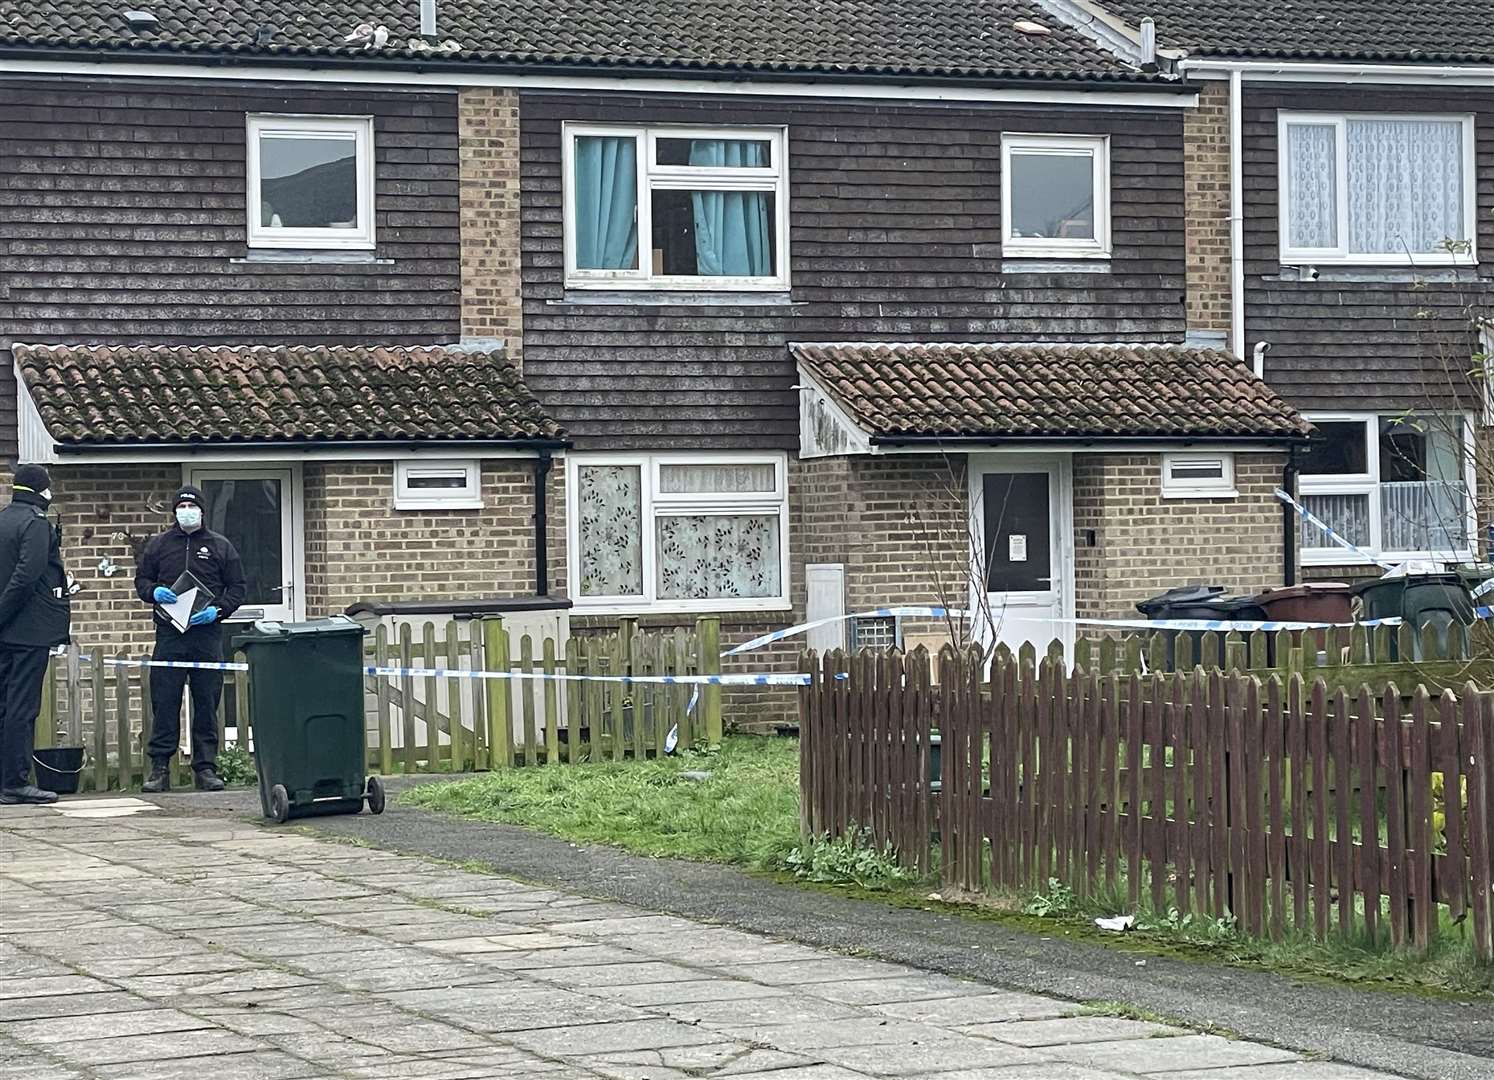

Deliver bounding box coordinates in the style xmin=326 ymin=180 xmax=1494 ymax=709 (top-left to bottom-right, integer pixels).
xmin=1135 ymin=584 xmax=1226 ymax=615
xmin=344 ymin=596 xmax=573 ymax=619
xmin=1256 ymin=583 xmax=1351 ymax=599
xmin=233 ymin=614 xmax=366 ymax=645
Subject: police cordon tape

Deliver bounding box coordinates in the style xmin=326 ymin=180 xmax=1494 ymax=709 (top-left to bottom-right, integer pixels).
xmin=1273 ymin=487 xmax=1396 ymax=570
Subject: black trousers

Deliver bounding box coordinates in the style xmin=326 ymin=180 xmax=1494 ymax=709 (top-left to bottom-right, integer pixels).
xmin=147 ymin=625 xmax=223 ymax=771
xmin=0 ymin=644 xmax=50 ymax=790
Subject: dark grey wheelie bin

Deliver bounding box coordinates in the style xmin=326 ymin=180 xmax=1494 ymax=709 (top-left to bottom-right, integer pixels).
xmin=233 ymin=615 xmax=386 ymax=824
xmin=1137 ymin=585 xmax=1264 ymax=670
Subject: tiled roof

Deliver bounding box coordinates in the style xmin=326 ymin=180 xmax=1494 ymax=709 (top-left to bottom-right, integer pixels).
xmin=1102 ymin=0 xmax=1494 ymax=64
xmin=791 ymin=341 xmax=1311 ymax=440
xmin=15 ymin=343 xmax=565 ymax=447
xmin=0 ymin=0 xmax=1157 ymax=81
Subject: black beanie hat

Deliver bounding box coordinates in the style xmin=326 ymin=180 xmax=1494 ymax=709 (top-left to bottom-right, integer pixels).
xmin=173 ymin=484 xmax=206 ymax=509
xmin=13 ymin=463 xmax=51 ymax=494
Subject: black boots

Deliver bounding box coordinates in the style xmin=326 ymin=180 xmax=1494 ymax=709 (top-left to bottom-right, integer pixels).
xmin=193 ymin=768 xmax=225 ymax=792
xmin=142 ymin=765 xmax=170 ymax=793
xmin=0 ymin=785 xmax=58 ymax=805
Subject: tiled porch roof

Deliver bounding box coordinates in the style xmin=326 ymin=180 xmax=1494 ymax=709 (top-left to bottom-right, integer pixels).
xmin=15 ymin=342 xmax=565 ymax=447
xmin=790 ymin=341 xmax=1312 ymax=441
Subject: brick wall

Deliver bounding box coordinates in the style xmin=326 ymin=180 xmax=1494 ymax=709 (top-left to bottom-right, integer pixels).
xmin=303 ymin=458 xmax=566 ymax=616
xmin=44 ymin=464 xmax=182 ymax=656
xmin=1184 ymin=80 xmax=1232 ymax=336
xmin=1074 ymin=452 xmax=1287 ymax=618
xmin=459 ymin=87 xmax=524 ymax=365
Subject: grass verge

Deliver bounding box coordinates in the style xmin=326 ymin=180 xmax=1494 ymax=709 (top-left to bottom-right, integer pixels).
xmin=400 ymin=735 xmax=1492 ymax=997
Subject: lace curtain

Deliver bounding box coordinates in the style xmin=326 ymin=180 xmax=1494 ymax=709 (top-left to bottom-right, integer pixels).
xmin=1286 ymin=123 xmax=1338 ymax=249
xmin=657 ymin=514 xmax=780 ymax=600
xmin=658 ymin=463 xmax=776 ymax=494
xmin=1301 ymin=493 xmax=1371 ymax=548
xmin=1347 ymin=118 xmax=1464 ymax=254
xmin=577 ymin=466 xmax=643 ymax=596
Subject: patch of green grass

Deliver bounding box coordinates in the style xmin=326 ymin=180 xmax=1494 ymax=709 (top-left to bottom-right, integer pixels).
xmin=402 ymin=736 xmax=805 ymax=871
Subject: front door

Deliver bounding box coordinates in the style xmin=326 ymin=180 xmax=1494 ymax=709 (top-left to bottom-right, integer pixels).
xmin=971 ymin=457 xmax=1072 ymax=656
xmin=186 ymin=467 xmax=300 ymax=623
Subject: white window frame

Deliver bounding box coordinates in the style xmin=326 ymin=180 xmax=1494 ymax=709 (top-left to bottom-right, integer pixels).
xmin=1160 ymin=452 xmax=1236 ymax=499
xmin=1277 ymin=112 xmax=1477 ymax=266
xmin=1298 ymin=411 xmax=1476 ymax=565
xmin=562 ymin=123 xmax=791 ymax=291
xmin=247 ymin=113 xmax=376 ymax=251
xmin=394 ymin=459 xmax=482 ymax=511
xmin=1000 ymin=133 xmax=1111 ymax=260
xmin=566 ymin=452 xmax=791 ymax=614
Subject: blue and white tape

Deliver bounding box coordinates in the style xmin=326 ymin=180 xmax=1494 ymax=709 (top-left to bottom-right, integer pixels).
xmin=1274 ymin=488 xmax=1396 ymax=570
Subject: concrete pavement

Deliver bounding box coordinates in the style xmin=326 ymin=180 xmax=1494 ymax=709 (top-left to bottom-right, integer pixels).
xmin=0 ymin=797 xmax=1404 ymax=1080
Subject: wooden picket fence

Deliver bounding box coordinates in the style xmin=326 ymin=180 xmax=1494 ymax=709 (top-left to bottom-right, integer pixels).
xmin=34 ymin=615 xmax=724 ymax=791
xmin=799 ymin=645 xmax=1494 ymax=960
xmin=362 ymin=615 xmax=722 ymax=772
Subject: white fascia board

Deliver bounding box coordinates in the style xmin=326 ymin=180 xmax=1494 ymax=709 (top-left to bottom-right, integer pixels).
xmin=1181 ymin=58 xmax=1494 ymax=86
xmin=0 ymin=56 xmax=1196 ymax=108
xmin=875 ymin=440 xmax=1290 ymax=454
xmin=47 ymin=445 xmax=550 ymax=464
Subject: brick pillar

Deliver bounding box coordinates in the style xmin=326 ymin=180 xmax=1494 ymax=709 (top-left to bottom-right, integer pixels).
xmin=1184 ymin=81 xmax=1232 ymax=338
xmin=458 ymin=87 xmax=524 ymax=369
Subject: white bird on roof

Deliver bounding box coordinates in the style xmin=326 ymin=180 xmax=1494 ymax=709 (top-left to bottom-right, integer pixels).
xmin=343 ymin=21 xmax=374 ymax=43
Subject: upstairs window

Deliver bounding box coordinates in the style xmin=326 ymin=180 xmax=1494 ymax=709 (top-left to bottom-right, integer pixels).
xmin=1001 ymin=134 xmax=1111 ymax=259
xmin=1279 ymin=113 xmax=1475 ymax=265
xmin=563 ymin=124 xmax=789 ymax=290
xmin=247 ymin=114 xmax=375 ymax=250
xmin=1299 ymin=413 xmax=1473 ymax=562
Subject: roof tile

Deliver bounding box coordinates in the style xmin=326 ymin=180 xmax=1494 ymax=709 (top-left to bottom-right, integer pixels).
xmin=15 ymin=342 xmax=564 ymax=447
xmin=791 ymin=341 xmax=1311 ymax=440
xmin=0 ymin=0 xmax=1153 ymax=80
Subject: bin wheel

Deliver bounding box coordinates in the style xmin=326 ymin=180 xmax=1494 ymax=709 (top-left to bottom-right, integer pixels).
xmin=269 ymin=784 xmax=290 ymax=824
xmin=366 ymin=776 xmax=386 ymax=815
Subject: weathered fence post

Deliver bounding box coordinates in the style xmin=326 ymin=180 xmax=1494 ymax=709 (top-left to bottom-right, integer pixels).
xmin=697 ymin=616 xmax=723 ymax=745
xmin=482 ymin=616 xmax=513 ymax=768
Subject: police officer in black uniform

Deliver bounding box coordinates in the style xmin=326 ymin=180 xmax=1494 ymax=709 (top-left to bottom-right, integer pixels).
xmin=135 ymin=484 xmax=246 ymax=793
xmin=0 ymin=464 xmax=71 ymax=804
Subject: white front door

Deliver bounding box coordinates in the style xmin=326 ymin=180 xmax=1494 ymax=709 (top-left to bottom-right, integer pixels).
xmin=970 ymin=456 xmax=1074 ymax=657
xmin=186 ymin=466 xmax=302 ymax=623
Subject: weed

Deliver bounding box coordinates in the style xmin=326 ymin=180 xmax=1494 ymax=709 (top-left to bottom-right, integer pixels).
xmin=785 ymin=829 xmax=915 ymax=890
xmin=1024 ymin=878 xmax=1077 ymax=918
xmin=216 ymin=744 xmax=256 ymax=786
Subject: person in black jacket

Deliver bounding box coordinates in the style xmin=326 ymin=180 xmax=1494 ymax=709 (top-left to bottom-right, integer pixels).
xmin=0 ymin=464 xmax=71 ymax=804
xmin=134 ymin=484 xmax=247 ymax=793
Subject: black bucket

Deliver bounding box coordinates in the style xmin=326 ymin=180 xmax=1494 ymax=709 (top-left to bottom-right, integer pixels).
xmin=33 ymin=747 xmax=84 ymax=795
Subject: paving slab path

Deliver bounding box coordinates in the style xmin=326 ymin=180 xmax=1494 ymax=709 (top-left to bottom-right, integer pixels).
xmin=0 ymin=797 xmax=1412 ymax=1080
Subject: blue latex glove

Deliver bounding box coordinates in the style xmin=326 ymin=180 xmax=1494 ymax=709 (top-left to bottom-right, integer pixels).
xmin=188 ymin=606 xmax=219 ymax=627
xmin=153 ymin=586 xmax=178 ymax=605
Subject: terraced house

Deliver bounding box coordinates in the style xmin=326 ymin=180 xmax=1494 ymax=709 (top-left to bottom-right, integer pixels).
xmin=1 ymin=0 xmax=1328 ymax=721
xmin=1091 ymin=0 xmax=1494 ymax=582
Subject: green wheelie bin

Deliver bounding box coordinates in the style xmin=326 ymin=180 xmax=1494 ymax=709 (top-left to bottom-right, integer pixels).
xmin=232 ymin=615 xmax=385 ymax=824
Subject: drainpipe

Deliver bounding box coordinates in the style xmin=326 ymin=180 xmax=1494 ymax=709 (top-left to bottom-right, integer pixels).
xmin=533 ymin=451 xmax=552 ymax=597
xmin=1282 ymin=446 xmax=1299 ymax=587
xmin=1230 ymin=68 xmax=1246 ymax=361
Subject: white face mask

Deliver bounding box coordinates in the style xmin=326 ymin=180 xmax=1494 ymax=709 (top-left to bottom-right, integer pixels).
xmin=176 ymin=506 xmax=203 ymax=531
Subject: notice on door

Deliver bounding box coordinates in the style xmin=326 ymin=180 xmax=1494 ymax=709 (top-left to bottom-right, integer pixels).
xmin=1008 ymin=534 xmax=1028 ymax=562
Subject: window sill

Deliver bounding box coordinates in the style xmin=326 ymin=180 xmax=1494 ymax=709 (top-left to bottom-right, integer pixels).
xmin=234 ymin=251 xmax=391 ymax=265
xmin=553 ymin=290 xmax=798 ymax=308
xmin=1270 ymin=265 xmax=1481 ymax=284
xmin=572 ymin=599 xmax=793 ymax=617
xmin=1160 ymin=488 xmax=1238 ymax=500
xmin=393 ymin=500 xmax=485 ymax=512
xmin=1301 ymin=550 xmax=1475 ymax=568
xmin=1000 ymin=259 xmax=1112 ymax=275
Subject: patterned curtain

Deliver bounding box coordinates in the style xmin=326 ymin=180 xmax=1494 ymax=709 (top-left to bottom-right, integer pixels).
xmin=1286 ymin=123 xmax=1338 ymax=249
xmin=1347 ymin=119 xmax=1464 ymax=255
xmin=577 ymin=466 xmax=643 ymax=596
xmin=656 ymin=514 xmax=780 ymax=599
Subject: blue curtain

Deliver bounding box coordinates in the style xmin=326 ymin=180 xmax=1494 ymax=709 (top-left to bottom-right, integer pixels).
xmin=574 ymin=136 xmax=638 ymax=270
xmin=688 ymin=140 xmax=773 ymax=276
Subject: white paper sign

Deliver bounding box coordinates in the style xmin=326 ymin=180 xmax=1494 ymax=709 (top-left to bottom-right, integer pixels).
xmin=1008 ymin=534 xmax=1028 ymax=562
xmin=160 ymin=587 xmax=199 ymax=633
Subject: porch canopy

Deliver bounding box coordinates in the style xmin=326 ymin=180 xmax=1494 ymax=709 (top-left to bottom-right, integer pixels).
xmin=14 ymin=342 xmax=567 ymax=460
xmin=790 ymin=341 xmax=1311 ymax=456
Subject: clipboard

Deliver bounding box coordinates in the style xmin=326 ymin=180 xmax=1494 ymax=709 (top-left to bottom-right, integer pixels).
xmin=159 ymin=569 xmax=214 ymax=633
